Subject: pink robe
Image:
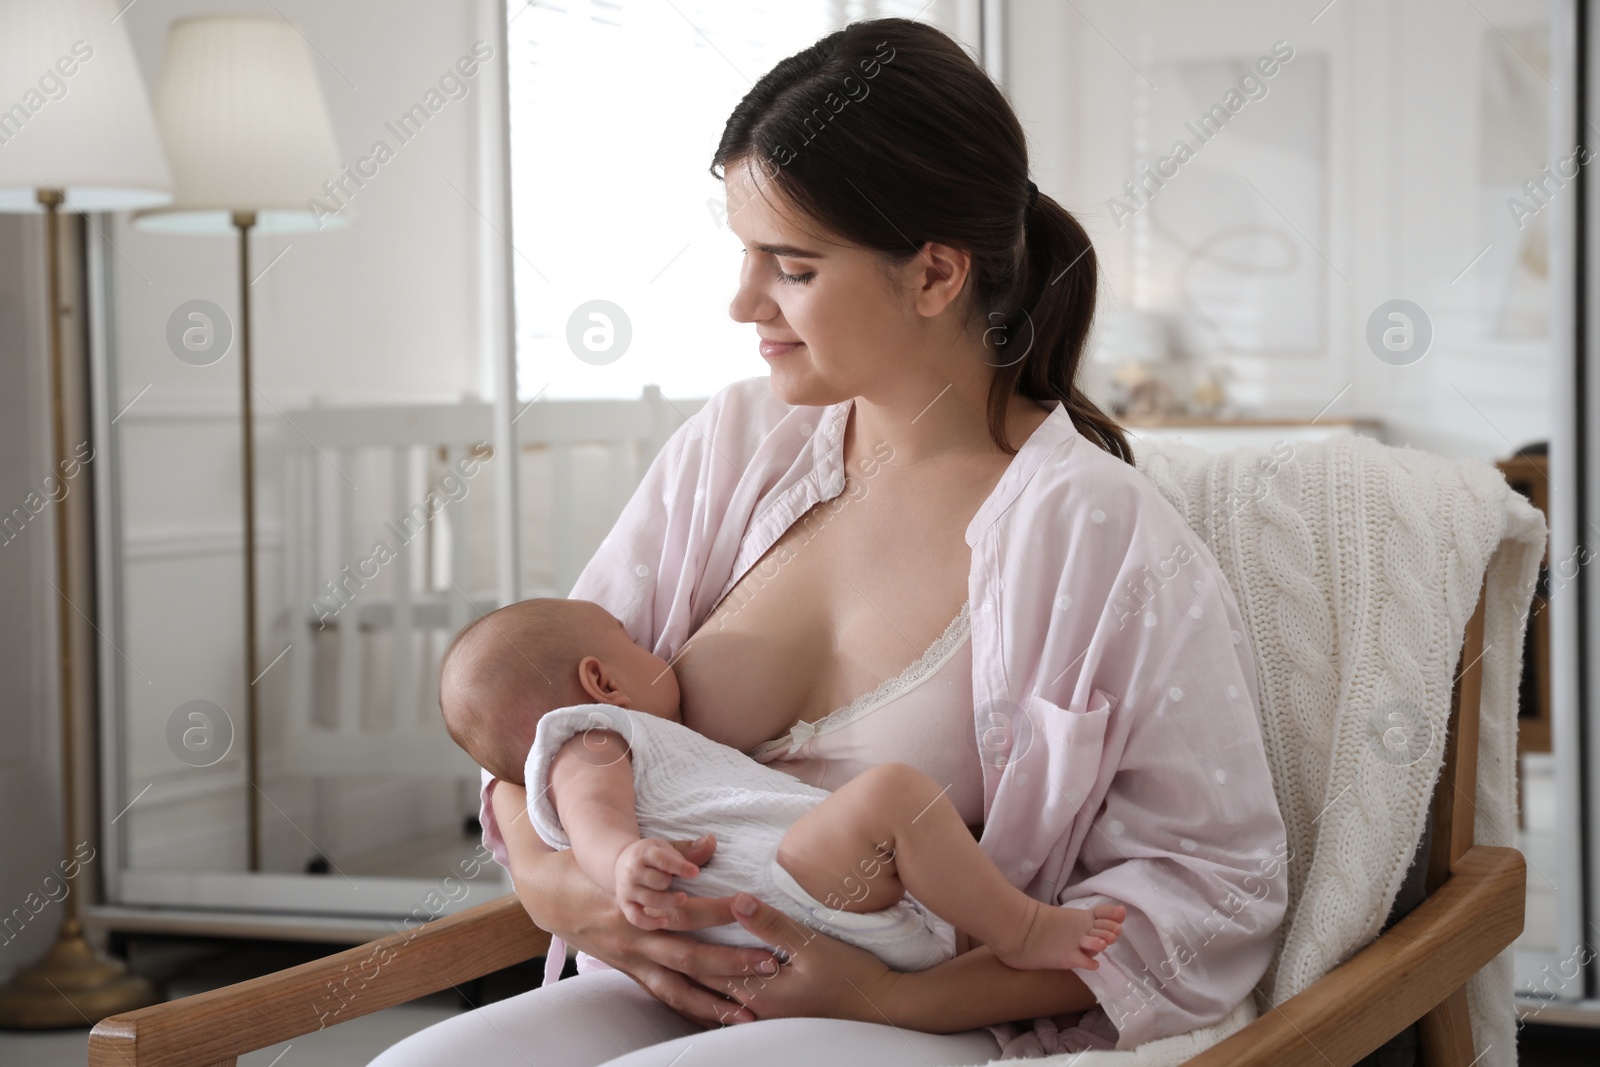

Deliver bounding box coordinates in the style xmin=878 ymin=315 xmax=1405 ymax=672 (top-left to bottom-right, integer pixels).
xmin=480 ymin=376 xmax=1289 ymax=1053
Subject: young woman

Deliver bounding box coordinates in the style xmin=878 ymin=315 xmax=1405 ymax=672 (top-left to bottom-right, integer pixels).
xmin=372 ymin=17 xmax=1288 ymax=1066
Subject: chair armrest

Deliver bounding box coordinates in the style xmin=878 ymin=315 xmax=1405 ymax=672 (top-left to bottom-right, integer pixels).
xmin=88 ymin=895 xmax=551 ymax=1067
xmin=1181 ymin=844 xmax=1525 ymax=1067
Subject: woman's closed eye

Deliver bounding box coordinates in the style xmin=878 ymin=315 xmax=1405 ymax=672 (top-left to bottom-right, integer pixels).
xmin=741 ymin=247 xmax=814 ymax=285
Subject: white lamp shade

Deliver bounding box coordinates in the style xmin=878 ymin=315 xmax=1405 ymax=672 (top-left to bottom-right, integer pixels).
xmin=0 ymin=0 xmax=173 ymax=212
xmin=136 ymin=16 xmax=345 ymax=235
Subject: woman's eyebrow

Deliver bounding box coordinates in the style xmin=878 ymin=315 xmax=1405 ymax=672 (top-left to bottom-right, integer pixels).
xmin=753 ymin=242 xmax=825 ymax=258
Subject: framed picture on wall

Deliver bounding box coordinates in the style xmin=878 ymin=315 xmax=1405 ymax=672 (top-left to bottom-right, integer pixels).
xmin=1134 ymin=49 xmax=1329 ymax=359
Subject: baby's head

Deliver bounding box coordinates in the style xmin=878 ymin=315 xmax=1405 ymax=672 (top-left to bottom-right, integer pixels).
xmin=438 ymin=598 xmax=681 ymax=784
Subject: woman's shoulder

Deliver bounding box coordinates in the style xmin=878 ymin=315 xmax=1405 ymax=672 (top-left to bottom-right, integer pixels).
xmin=1017 ymin=432 xmax=1248 ymax=634
xmin=1018 ymin=430 xmax=1199 ymax=550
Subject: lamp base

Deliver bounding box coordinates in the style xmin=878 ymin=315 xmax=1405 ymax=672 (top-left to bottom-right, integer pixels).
xmin=0 ymin=919 xmax=159 ymax=1030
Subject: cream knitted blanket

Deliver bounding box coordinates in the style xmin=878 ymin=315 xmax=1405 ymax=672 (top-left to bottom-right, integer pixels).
xmin=990 ymin=431 xmax=1545 ymax=1067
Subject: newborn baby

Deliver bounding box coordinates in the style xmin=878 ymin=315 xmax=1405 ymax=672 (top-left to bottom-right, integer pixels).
xmin=439 ymin=597 xmax=1125 ymax=973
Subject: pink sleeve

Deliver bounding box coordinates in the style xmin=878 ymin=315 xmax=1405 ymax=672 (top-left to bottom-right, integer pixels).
xmin=977 ymin=446 xmax=1289 ymax=1050
xmin=478 ymin=767 xmax=508 ymax=870
xmin=1045 ymin=497 xmax=1288 ymax=1048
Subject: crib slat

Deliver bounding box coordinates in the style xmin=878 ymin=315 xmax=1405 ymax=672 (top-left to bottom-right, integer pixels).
xmin=446 ymin=446 xmax=473 ymax=636
xmin=608 ymin=441 xmax=634 ymax=525
xmin=390 ymin=446 xmax=417 ymax=729
xmin=287 ymin=450 xmax=315 ymax=738
xmin=552 ymin=443 xmax=576 ymax=595
xmin=280 ymin=443 xmax=298 ymax=631
xmin=314 ymin=449 xmax=343 ymax=731
xmin=334 ymin=447 xmax=362 ymax=736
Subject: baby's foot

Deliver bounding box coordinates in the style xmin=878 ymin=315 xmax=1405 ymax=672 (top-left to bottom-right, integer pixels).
xmin=994 ymin=901 xmax=1127 ymax=971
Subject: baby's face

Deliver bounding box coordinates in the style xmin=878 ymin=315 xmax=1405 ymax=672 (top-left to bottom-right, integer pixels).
xmin=574 ymin=603 xmax=682 ymax=722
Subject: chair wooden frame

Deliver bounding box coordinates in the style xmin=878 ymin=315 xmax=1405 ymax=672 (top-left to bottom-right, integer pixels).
xmin=88 ymin=577 xmax=1523 ymax=1067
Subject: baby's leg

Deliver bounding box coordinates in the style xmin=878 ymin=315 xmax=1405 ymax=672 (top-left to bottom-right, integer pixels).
xmin=776 ymin=762 xmax=1126 ymax=971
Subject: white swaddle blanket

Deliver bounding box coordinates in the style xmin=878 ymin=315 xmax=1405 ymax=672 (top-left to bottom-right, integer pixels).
xmin=525 ymin=703 xmax=958 ymax=972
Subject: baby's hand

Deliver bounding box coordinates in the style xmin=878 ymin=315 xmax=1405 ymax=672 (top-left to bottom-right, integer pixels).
xmin=615 ymin=836 xmax=704 ymax=930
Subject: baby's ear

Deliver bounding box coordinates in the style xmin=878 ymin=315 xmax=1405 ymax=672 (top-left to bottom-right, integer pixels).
xmin=575 ymin=654 xmax=621 ymax=703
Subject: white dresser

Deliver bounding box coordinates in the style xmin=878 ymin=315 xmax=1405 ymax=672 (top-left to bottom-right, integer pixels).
xmin=1121 ymin=417 xmax=1384 ymax=454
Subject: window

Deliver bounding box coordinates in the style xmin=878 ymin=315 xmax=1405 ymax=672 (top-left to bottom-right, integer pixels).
xmin=505 ymin=0 xmax=982 ymax=400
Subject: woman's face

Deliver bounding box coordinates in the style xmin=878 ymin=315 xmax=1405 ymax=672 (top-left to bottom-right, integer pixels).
xmin=723 ymin=159 xmax=970 ymax=409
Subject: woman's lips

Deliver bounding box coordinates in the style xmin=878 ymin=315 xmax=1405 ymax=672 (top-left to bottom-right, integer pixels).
xmin=760 ymin=340 xmax=803 ymax=359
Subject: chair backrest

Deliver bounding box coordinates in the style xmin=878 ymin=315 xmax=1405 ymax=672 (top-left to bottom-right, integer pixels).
xmin=1130 ymin=430 xmax=1540 ymax=1013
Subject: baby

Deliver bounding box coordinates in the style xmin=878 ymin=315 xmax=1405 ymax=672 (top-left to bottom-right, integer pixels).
xmin=439 ymin=597 xmax=1125 ymax=974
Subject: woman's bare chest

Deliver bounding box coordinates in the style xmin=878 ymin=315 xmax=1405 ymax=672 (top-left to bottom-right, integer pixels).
xmin=673 ymin=459 xmax=1001 ymax=752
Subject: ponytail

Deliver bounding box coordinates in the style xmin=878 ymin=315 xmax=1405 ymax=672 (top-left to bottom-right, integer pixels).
xmin=988 ymin=193 xmax=1132 ymax=463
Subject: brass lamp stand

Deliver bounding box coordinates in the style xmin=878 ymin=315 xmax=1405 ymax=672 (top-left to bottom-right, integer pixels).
xmin=235 ymin=209 xmax=263 ymax=872
xmin=0 ymin=190 xmax=159 ymax=1027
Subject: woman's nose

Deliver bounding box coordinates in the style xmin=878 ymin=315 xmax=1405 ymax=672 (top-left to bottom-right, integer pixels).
xmin=728 ymin=259 xmax=773 ymax=324
xmin=732 ymin=278 xmax=768 ymax=323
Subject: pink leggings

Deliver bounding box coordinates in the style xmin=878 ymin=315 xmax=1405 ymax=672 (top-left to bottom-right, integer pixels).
xmin=366 ymin=969 xmax=1004 ymax=1066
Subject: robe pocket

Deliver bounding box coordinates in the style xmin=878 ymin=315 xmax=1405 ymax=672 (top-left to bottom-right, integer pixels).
xmin=984 ymin=690 xmax=1119 ymax=890
xmin=1020 ymin=688 xmax=1117 ymax=810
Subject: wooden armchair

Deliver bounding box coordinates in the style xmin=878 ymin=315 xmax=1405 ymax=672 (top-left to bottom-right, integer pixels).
xmin=87 ymin=579 xmax=1523 ymax=1067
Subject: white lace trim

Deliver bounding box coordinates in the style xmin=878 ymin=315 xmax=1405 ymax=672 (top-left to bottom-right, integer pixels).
xmin=750 ymin=600 xmax=972 ymax=761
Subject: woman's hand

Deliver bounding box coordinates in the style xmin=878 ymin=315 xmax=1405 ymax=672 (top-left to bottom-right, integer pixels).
xmin=722 ymin=892 xmax=1102 ymax=1032
xmin=717 ymin=891 xmax=903 ymax=1024
xmin=569 ymin=838 xmax=786 ymax=1027
xmin=492 ymin=781 xmax=781 ymax=1028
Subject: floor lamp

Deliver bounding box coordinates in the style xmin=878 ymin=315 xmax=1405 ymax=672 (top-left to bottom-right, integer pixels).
xmin=135 ymin=16 xmax=344 ymax=872
xmin=0 ymin=0 xmax=171 ymax=1027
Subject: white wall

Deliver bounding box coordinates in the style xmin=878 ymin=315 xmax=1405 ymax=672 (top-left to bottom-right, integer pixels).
xmin=1005 ymin=0 xmax=1553 ymax=462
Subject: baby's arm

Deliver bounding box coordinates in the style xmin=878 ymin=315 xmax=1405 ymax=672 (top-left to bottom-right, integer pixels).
xmin=546 ymin=728 xmax=700 ymax=928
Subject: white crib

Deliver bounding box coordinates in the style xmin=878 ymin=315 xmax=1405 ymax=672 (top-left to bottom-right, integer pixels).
xmin=275 ymin=387 xmax=708 ymax=781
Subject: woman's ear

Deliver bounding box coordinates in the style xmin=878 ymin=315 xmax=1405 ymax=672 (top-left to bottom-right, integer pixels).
xmin=906 ymin=240 xmax=972 ymax=318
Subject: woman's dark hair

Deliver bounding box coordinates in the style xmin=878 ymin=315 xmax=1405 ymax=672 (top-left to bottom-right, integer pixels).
xmin=711 ymin=17 xmax=1131 ymax=463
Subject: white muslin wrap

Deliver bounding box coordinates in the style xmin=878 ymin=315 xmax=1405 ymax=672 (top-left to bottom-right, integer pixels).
xmin=525 ymin=703 xmax=957 ymax=972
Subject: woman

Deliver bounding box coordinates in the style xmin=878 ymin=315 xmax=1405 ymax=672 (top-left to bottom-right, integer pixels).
xmin=372 ymin=17 xmax=1287 ymax=1066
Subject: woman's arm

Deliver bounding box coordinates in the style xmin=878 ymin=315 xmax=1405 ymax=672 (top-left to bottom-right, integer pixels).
xmin=720 ymin=892 xmax=1097 ymax=1030
xmin=489 ymin=778 xmax=782 ymax=1028
xmin=880 ymin=944 xmax=1098 ymax=1032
